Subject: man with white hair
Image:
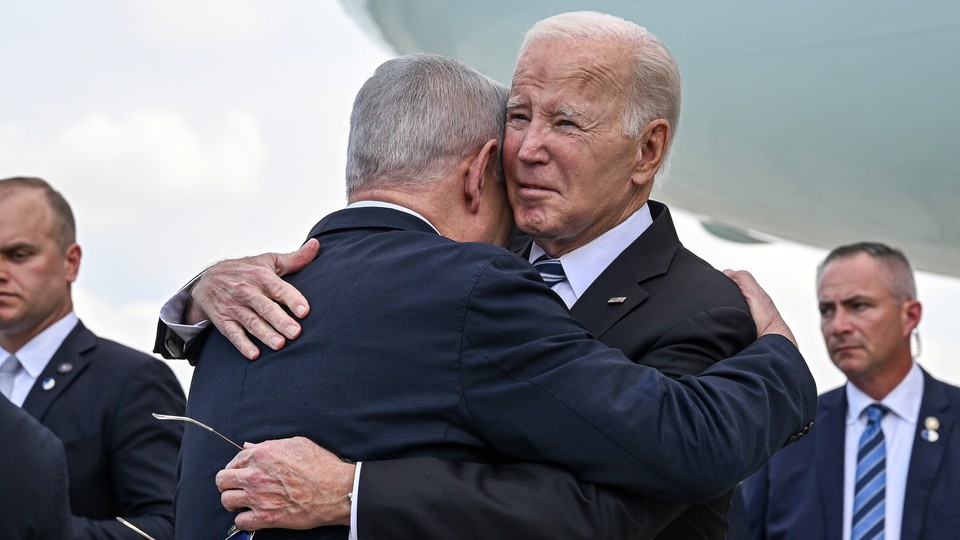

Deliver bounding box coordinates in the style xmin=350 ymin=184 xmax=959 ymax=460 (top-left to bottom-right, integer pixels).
xmin=159 ymin=12 xmax=807 ymax=539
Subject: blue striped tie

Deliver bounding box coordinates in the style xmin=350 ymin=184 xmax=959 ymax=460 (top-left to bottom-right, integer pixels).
xmin=533 ymin=254 xmax=566 ymax=287
xmin=853 ymin=403 xmax=889 ymax=540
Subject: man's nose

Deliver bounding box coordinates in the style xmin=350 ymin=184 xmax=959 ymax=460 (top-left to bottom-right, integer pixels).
xmin=515 ymin=124 xmax=548 ymax=164
xmin=828 ymin=310 xmax=854 ymax=335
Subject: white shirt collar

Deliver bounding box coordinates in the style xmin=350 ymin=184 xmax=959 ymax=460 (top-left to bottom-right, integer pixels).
xmin=529 ymin=204 xmax=653 ymax=303
xmin=346 ymin=201 xmax=440 ymax=235
xmin=0 ymin=312 xmax=79 ymax=378
xmin=845 ymin=362 xmax=923 ymax=425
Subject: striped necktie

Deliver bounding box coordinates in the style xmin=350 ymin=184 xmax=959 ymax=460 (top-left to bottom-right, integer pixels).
xmin=853 ymin=403 xmax=889 ymax=540
xmin=533 ymin=254 xmax=566 ymax=287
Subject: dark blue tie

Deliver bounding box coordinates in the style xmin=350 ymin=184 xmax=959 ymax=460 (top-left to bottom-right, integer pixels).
xmin=853 ymin=403 xmax=888 ymax=540
xmin=533 ymin=254 xmax=566 ymax=287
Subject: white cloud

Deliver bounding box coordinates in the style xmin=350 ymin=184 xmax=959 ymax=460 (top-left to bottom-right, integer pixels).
xmin=123 ymin=0 xmax=280 ymax=48
xmin=0 ymin=109 xmax=266 ymax=224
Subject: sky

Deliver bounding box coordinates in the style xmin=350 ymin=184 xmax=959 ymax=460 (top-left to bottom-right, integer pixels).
xmin=2 ymin=0 xmax=958 ymax=394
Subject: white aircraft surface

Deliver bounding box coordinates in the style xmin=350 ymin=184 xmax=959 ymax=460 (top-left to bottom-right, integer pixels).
xmin=342 ymin=0 xmax=960 ymax=278
xmin=3 ymin=1 xmax=956 ymax=392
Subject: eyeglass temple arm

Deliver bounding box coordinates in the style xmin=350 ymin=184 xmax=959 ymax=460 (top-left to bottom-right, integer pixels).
xmin=116 ymin=517 xmax=157 ymax=540
xmin=152 ymin=413 xmax=244 ymax=451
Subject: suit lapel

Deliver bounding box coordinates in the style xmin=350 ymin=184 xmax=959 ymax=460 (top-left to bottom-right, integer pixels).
xmin=570 ymin=201 xmax=676 ymax=339
xmin=21 ymin=323 xmax=94 ymax=422
xmin=815 ymin=389 xmax=848 ymax=540
xmin=570 ymin=259 xmax=649 ymax=337
xmin=901 ymin=370 xmax=950 ymax=540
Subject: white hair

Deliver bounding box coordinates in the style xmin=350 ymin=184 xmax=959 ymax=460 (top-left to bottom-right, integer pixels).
xmin=520 ymin=12 xmax=682 ymax=180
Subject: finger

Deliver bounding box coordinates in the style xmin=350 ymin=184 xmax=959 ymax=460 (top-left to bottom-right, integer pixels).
xmin=222 ymin=447 xmax=253 ymax=472
xmin=268 ymin=280 xmax=310 ymax=322
xmin=238 ymin=304 xmax=291 ymax=351
xmin=250 ymin=282 xmax=306 ymax=338
xmin=235 ymin=508 xmax=269 ymax=532
xmin=235 ymin=268 xmax=306 ymax=337
xmin=216 ymin=469 xmax=243 ymax=492
xmin=275 ymin=238 xmax=320 ymax=277
xmin=217 ymin=320 xmax=262 ymax=360
xmin=221 ymin=488 xmax=256 ymax=514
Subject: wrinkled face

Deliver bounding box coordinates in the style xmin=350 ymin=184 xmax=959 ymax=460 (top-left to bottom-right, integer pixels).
xmin=0 ymin=190 xmax=79 ymax=350
xmin=504 ymin=39 xmax=649 ymax=256
xmin=817 ymin=253 xmax=917 ymax=383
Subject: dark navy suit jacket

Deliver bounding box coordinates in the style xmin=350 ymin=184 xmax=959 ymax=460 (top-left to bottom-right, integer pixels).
xmin=737 ymin=369 xmax=960 ymax=539
xmin=22 ymin=321 xmax=185 ymax=540
xmin=177 ymin=207 xmax=816 ymax=539
xmin=0 ymin=394 xmax=72 ymax=539
xmin=357 ymin=201 xmax=758 ymax=539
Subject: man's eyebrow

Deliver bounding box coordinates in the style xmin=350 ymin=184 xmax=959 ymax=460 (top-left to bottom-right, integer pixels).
xmin=553 ymin=107 xmax=583 ymax=118
xmin=506 ymin=98 xmax=526 ymax=109
xmin=0 ymin=242 xmax=36 ymax=254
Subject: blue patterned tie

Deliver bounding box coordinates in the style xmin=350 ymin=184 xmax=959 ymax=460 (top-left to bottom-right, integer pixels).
xmin=853 ymin=403 xmax=889 ymax=540
xmin=533 ymin=254 xmax=566 ymax=287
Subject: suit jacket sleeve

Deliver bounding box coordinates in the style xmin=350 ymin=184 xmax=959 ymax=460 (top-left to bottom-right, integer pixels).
xmin=356 ymin=302 xmax=757 ymax=538
xmin=70 ymin=358 xmax=186 ymax=540
xmin=357 ymin=458 xmax=686 ymax=540
xmin=449 ymin=253 xmax=815 ymax=500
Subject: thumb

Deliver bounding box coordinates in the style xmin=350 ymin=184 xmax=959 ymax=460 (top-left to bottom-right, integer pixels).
xmin=276 ymin=238 xmax=320 ymax=277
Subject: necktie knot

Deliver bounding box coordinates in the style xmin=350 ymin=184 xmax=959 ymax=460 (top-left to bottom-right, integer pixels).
xmin=533 ymin=255 xmax=566 ymax=287
xmin=863 ymin=403 xmax=888 ymax=425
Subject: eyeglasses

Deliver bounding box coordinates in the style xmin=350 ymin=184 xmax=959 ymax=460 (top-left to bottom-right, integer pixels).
xmin=152 ymin=413 xmax=256 ymax=539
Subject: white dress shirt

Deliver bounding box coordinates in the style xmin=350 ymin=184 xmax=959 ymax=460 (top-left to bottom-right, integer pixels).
xmin=1 ymin=312 xmax=79 ymax=406
xmin=528 ymin=204 xmax=653 ymax=309
xmin=842 ymin=362 xmax=923 ymax=540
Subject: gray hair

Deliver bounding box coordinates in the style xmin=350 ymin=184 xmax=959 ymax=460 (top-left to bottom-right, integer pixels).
xmin=520 ymin=11 xmax=682 ymax=179
xmin=345 ymin=53 xmax=508 ymax=195
xmin=0 ymin=176 xmax=76 ymax=248
xmin=817 ymin=242 xmax=917 ymax=302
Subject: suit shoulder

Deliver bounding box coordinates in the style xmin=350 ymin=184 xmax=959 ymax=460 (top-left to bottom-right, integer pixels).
xmin=664 ymin=246 xmax=749 ymax=310
xmin=927 ymin=373 xmax=960 ymax=402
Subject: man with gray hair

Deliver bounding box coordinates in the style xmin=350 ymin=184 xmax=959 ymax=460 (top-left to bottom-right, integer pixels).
xmin=735 ymin=242 xmax=960 ymax=540
xmin=165 ymin=51 xmax=815 ymax=539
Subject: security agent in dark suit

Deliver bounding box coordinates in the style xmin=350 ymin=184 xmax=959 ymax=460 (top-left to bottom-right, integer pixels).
xmin=161 ymin=12 xmax=773 ymax=540
xmin=0 ymin=177 xmax=185 ymax=539
xmin=0 ymin=395 xmax=72 ymax=539
xmin=734 ymin=242 xmax=960 ymax=540
xmin=158 ymin=52 xmax=815 ymax=538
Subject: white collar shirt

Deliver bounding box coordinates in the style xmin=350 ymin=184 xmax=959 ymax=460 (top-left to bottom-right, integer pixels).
xmin=842 ymin=362 xmax=923 ymax=540
xmin=0 ymin=311 xmax=79 ymax=406
xmin=528 ymin=204 xmax=653 ymax=309
xmin=346 ymin=201 xmax=440 ymax=234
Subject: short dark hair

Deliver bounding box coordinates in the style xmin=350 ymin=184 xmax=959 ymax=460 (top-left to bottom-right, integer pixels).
xmin=0 ymin=176 xmax=77 ymax=248
xmin=817 ymin=241 xmax=916 ymax=301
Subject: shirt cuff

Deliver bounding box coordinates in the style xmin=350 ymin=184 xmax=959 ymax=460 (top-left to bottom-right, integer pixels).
xmin=348 ymin=462 xmax=362 ymax=540
xmin=159 ymin=275 xmax=211 ymax=342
